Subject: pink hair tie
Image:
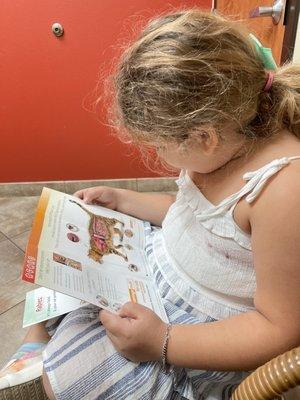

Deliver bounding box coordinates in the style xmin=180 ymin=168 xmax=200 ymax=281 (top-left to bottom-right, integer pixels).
xmin=263 ymin=71 xmax=274 ymax=92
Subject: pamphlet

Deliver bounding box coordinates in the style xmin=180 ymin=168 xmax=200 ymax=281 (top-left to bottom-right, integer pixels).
xmin=22 ymin=188 xmax=167 ymax=324
xmin=23 ymin=287 xmax=86 ymax=327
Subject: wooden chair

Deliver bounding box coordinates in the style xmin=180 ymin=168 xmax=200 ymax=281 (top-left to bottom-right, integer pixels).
xmin=231 ymin=346 xmax=300 ymax=400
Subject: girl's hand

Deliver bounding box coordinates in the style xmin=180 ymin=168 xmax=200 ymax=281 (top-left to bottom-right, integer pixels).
xmin=73 ymin=186 xmax=119 ymax=210
xmin=99 ymin=302 xmax=167 ymax=363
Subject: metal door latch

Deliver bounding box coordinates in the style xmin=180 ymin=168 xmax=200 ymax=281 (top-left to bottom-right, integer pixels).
xmin=249 ymin=0 xmax=284 ymax=24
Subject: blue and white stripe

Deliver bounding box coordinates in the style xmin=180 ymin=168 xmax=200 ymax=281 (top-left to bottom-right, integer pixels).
xmin=43 ymin=225 xmax=249 ymax=399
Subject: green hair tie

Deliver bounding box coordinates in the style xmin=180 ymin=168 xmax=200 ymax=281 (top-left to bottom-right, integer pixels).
xmin=249 ymin=33 xmax=277 ymax=71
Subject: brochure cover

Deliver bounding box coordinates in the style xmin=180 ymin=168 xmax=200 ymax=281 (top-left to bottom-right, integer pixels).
xmin=22 ymin=188 xmax=167 ymax=323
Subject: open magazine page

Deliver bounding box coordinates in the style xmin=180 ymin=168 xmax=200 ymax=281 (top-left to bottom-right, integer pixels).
xmin=22 ymin=188 xmax=168 ymax=322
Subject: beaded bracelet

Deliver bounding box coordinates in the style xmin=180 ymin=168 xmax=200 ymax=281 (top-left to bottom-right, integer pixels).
xmin=161 ymin=323 xmax=172 ymax=373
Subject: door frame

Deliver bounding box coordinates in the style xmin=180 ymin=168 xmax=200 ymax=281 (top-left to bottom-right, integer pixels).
xmin=281 ymin=0 xmax=300 ymax=63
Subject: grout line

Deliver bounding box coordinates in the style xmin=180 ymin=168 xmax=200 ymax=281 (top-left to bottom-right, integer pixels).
xmin=0 ymin=299 xmax=25 ymax=317
xmin=0 ymin=230 xmax=26 ymax=253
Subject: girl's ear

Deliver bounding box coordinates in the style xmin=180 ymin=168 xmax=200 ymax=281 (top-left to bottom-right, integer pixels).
xmin=191 ymin=126 xmax=219 ymax=155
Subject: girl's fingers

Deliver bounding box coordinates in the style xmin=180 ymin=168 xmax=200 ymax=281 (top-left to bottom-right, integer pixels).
xmin=106 ymin=330 xmax=120 ymax=348
xmin=106 ymin=331 xmax=132 ymax=360
xmin=118 ymin=302 xmax=144 ymax=319
xmin=73 ymin=187 xmax=109 ymax=206
xmin=73 ymin=190 xmax=97 ymax=204
xmin=73 ymin=190 xmax=84 ymax=199
xmin=82 ymin=194 xmax=94 ymax=204
xmin=99 ymin=310 xmax=126 ymax=335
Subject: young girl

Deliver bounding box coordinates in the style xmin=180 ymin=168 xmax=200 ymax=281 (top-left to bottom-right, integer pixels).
xmin=2 ymin=8 xmax=300 ymax=400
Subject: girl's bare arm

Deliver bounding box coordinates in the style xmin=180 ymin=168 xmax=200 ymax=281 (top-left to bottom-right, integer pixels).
xmin=168 ymin=167 xmax=300 ymax=370
xmin=116 ymin=189 xmax=175 ymax=226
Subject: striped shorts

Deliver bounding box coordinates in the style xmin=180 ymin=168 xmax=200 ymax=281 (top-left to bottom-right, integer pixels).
xmin=43 ymin=226 xmax=249 ymax=400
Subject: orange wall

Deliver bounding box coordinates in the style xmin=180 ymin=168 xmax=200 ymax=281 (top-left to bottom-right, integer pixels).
xmin=1 ymin=0 xmax=211 ymax=183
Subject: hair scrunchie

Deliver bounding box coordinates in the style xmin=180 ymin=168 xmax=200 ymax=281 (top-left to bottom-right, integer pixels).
xmin=263 ymin=71 xmax=274 ymax=92
xmin=249 ymin=33 xmax=277 ymax=71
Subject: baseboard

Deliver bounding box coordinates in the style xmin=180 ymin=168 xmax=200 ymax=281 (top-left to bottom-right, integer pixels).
xmin=0 ymin=177 xmax=177 ymax=197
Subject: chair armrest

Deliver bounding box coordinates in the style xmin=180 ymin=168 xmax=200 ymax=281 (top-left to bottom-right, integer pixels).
xmin=231 ymin=347 xmax=300 ymax=400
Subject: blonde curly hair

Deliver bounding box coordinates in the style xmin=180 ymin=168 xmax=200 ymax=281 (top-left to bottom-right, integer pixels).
xmin=102 ymin=8 xmax=300 ymax=155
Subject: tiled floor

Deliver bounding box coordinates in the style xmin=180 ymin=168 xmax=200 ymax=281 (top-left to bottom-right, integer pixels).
xmin=0 ymin=196 xmax=39 ymax=366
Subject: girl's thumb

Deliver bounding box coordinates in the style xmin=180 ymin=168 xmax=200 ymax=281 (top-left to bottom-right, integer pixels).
xmin=118 ymin=302 xmax=142 ymax=319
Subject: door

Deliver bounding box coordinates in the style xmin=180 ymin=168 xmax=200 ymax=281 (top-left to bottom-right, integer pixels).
xmin=0 ymin=0 xmax=212 ymax=183
xmin=214 ymin=0 xmax=299 ymax=65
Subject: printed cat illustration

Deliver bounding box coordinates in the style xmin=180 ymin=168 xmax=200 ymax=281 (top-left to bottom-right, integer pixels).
xmin=69 ymin=200 xmax=128 ymax=263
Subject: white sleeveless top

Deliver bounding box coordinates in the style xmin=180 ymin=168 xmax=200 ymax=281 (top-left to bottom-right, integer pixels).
xmin=152 ymin=156 xmax=300 ymax=320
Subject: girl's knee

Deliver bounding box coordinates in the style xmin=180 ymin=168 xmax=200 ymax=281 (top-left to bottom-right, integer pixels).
xmin=42 ymin=368 xmax=55 ymax=400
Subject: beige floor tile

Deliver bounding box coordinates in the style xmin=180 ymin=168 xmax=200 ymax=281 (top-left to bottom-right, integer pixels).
xmin=0 ymin=278 xmax=37 ymax=315
xmin=0 ymin=232 xmax=6 ymax=243
xmin=0 ymin=301 xmax=28 ymax=367
xmin=10 ymin=230 xmax=31 ymax=252
xmin=0 ymin=196 xmax=39 ymax=237
xmin=0 ymin=240 xmax=24 ymax=286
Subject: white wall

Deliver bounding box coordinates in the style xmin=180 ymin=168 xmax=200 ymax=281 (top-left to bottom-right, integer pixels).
xmin=293 ymin=10 xmax=300 ymax=62
xmin=286 ymin=15 xmax=300 ymax=398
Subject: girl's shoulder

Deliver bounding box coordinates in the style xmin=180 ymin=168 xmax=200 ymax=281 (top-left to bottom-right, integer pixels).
xmin=247 ymin=140 xmax=300 ymax=227
xmin=247 ymin=131 xmax=300 ymax=203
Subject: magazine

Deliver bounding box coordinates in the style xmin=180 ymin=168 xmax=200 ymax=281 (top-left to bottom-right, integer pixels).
xmin=22 ymin=187 xmax=168 ymax=325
